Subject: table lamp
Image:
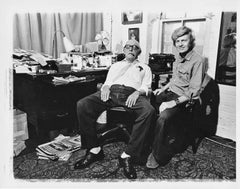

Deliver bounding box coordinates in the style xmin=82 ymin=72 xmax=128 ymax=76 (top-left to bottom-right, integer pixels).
xmin=52 ymin=30 xmax=75 ymax=58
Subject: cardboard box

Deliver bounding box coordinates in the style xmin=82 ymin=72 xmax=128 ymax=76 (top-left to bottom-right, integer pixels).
xmin=13 ymin=140 xmax=26 ymax=156
xmin=13 ymin=109 xmax=29 ymax=141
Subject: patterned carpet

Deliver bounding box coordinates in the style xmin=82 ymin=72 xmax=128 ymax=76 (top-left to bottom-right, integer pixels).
xmin=13 ymin=138 xmax=236 ymax=181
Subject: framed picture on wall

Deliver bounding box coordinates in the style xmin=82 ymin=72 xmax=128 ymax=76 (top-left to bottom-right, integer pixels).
xmin=128 ymin=28 xmax=139 ymax=42
xmin=122 ymin=11 xmax=143 ymax=25
xmin=215 ymin=12 xmax=236 ymax=86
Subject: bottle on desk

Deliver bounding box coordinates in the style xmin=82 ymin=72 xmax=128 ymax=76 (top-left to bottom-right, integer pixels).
xmin=93 ymin=56 xmax=100 ymax=68
xmin=72 ymin=55 xmax=83 ymax=69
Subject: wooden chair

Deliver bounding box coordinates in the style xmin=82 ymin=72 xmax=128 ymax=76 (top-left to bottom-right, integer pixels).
xmin=96 ymin=106 xmax=133 ymax=145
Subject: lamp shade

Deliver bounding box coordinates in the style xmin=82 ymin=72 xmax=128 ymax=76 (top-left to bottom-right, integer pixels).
xmin=63 ymin=36 xmax=75 ymax=52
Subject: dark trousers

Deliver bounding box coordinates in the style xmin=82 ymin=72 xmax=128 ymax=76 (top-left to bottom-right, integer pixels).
xmin=152 ymin=90 xmax=190 ymax=163
xmin=76 ymin=84 xmax=156 ymax=158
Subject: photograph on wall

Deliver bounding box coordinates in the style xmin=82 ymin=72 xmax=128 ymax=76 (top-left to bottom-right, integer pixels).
xmin=122 ymin=11 xmax=143 ymax=25
xmin=215 ymin=12 xmax=236 ymax=86
xmin=128 ymin=28 xmax=139 ymax=42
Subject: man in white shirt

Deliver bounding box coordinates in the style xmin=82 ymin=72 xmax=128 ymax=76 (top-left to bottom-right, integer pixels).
xmin=74 ymin=39 xmax=156 ymax=179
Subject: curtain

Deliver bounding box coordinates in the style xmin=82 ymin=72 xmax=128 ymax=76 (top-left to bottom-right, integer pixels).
xmin=13 ymin=13 xmax=103 ymax=58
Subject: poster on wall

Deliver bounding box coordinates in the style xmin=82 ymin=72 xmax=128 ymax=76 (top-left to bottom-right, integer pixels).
xmin=122 ymin=11 xmax=143 ymax=25
xmin=128 ymin=28 xmax=139 ymax=42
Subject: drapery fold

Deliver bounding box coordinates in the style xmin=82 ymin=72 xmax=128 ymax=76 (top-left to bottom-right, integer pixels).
xmin=13 ymin=13 xmax=103 ymax=58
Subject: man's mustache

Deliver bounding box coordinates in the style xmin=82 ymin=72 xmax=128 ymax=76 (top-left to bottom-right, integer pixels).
xmin=128 ymin=53 xmax=135 ymax=56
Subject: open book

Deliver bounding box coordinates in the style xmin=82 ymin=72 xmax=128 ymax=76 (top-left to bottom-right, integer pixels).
xmin=36 ymin=134 xmax=81 ymax=161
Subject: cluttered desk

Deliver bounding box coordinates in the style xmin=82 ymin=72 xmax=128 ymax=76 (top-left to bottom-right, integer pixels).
xmin=13 ymin=49 xmax=110 ymax=140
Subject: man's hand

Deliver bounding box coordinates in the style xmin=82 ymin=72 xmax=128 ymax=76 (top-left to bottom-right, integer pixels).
xmin=153 ymin=88 xmax=164 ymax=95
xmin=159 ymin=100 xmax=176 ymax=113
xmin=101 ymin=85 xmax=110 ymax=102
xmin=125 ymin=91 xmax=140 ymax=107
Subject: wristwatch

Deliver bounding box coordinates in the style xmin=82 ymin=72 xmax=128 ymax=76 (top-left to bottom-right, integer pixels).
xmin=174 ymin=98 xmax=180 ymax=105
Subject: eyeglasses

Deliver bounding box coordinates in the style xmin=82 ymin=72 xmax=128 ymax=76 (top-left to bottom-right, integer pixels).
xmin=124 ymin=45 xmax=139 ymax=50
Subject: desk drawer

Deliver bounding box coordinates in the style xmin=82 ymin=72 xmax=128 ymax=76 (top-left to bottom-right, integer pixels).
xmin=38 ymin=110 xmax=73 ymax=131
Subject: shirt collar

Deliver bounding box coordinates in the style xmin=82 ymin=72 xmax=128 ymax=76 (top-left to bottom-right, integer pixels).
xmin=124 ymin=59 xmax=139 ymax=65
xmin=177 ymin=50 xmax=194 ymax=63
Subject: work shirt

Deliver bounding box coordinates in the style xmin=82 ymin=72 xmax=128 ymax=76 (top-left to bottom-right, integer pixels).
xmin=169 ymin=50 xmax=205 ymax=99
xmin=103 ymin=59 xmax=152 ymax=95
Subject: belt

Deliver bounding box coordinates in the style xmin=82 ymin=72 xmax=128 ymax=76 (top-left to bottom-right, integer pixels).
xmin=110 ymin=84 xmax=136 ymax=93
xmin=109 ymin=84 xmax=136 ymax=105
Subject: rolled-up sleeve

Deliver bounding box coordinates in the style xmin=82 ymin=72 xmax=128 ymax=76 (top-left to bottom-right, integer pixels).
xmin=186 ymin=58 xmax=205 ymax=99
xmin=101 ymin=64 xmax=117 ymax=90
xmin=138 ymin=66 xmax=152 ymax=95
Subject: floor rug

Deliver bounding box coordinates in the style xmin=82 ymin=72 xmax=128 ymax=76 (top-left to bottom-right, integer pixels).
xmin=13 ymin=138 xmax=236 ymax=181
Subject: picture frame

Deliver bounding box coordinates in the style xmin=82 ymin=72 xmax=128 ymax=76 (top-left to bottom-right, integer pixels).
xmin=128 ymin=28 xmax=140 ymax=42
xmin=122 ymin=11 xmax=143 ymax=25
xmin=215 ymin=12 xmax=236 ymax=86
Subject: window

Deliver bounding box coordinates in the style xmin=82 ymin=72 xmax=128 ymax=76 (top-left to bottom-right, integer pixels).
xmin=161 ymin=17 xmax=207 ymax=55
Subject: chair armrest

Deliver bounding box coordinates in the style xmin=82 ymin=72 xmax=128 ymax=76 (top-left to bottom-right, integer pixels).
xmin=97 ymin=83 xmax=103 ymax=91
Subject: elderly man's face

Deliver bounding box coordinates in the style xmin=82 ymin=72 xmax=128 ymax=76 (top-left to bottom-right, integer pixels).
xmin=123 ymin=43 xmax=140 ymax=62
xmin=175 ymin=34 xmax=191 ymax=54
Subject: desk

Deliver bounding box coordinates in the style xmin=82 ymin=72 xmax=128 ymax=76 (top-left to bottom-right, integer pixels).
xmin=14 ymin=69 xmax=108 ymax=139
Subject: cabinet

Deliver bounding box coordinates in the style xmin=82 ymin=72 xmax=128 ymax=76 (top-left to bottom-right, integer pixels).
xmin=13 ymin=69 xmax=108 ymax=139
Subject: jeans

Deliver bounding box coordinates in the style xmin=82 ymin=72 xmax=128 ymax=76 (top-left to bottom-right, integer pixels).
xmin=152 ymin=90 xmax=192 ymax=163
xmin=76 ymin=84 xmax=156 ymax=159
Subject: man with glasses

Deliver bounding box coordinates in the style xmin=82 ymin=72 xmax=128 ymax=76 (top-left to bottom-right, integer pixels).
xmin=74 ymin=39 xmax=156 ymax=179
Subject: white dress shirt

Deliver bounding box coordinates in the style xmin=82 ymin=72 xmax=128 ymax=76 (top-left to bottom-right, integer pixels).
xmin=102 ymin=59 xmax=152 ymax=95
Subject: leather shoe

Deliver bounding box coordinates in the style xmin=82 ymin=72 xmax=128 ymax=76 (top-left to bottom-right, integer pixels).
xmin=146 ymin=152 xmax=159 ymax=169
xmin=118 ymin=156 xmax=137 ymax=179
xmin=74 ymin=150 xmax=104 ymax=170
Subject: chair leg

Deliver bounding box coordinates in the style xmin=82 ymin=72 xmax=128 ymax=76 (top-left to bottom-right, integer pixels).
xmin=117 ymin=124 xmax=130 ymax=143
xmin=191 ymin=137 xmax=204 ymax=154
xmin=97 ymin=127 xmax=121 ymax=145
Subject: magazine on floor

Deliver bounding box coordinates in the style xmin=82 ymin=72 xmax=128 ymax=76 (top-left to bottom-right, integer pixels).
xmin=36 ymin=134 xmax=81 ymax=161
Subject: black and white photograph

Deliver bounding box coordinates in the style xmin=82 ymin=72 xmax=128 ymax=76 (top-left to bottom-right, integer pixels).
xmin=128 ymin=28 xmax=140 ymax=42
xmin=0 ymin=0 xmax=238 ymax=189
xmin=122 ymin=11 xmax=143 ymax=25
xmin=215 ymin=12 xmax=236 ymax=86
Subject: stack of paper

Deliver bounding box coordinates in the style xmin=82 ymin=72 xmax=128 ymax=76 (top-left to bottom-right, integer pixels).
xmin=36 ymin=134 xmax=81 ymax=161
xmin=52 ymin=75 xmax=86 ymax=85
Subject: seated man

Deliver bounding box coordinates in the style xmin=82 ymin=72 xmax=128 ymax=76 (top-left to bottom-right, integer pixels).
xmin=74 ymin=39 xmax=156 ymax=179
xmin=146 ymin=26 xmax=205 ymax=169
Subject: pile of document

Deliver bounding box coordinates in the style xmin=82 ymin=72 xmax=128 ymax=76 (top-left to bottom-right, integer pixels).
xmin=52 ymin=75 xmax=86 ymax=85
xmin=36 ymin=134 xmax=81 ymax=161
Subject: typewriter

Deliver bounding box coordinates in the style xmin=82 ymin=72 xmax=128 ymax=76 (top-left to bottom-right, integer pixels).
xmin=148 ymin=53 xmax=175 ymax=72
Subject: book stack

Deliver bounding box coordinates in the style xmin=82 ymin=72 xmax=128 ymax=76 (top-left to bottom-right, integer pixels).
xmin=36 ymin=134 xmax=81 ymax=161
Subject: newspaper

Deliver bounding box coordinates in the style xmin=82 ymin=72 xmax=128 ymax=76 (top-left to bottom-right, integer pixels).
xmin=36 ymin=134 xmax=81 ymax=161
